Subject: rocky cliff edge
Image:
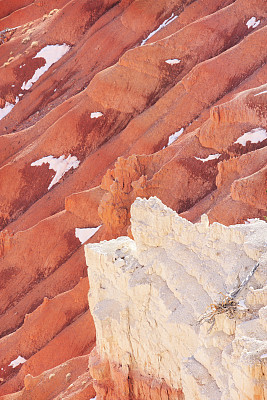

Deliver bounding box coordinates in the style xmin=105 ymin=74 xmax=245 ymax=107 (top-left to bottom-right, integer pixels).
xmin=85 ymin=197 xmax=267 ymax=400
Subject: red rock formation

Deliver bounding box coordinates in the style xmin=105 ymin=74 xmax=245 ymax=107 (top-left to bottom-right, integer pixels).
xmin=0 ymin=278 xmax=90 ymax=369
xmin=0 ymin=310 xmax=95 ymax=396
xmin=0 ymin=0 xmax=266 ymax=398
xmin=1 ymin=355 xmax=95 ymax=400
xmin=97 ymin=84 xmax=267 ymax=234
xmin=89 ymin=348 xmax=184 ymax=400
xmin=98 ymin=133 xmax=219 ymax=235
xmin=0 ymin=0 xmax=33 ymax=20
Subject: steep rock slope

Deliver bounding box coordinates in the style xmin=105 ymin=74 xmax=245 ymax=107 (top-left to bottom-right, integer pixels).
xmin=85 ymin=197 xmax=267 ymax=400
xmin=0 ymin=0 xmax=266 ymax=398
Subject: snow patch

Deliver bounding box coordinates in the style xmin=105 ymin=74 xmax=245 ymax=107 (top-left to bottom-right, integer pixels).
xmin=167 ymin=128 xmax=184 ymax=146
xmin=31 ymin=154 xmax=80 ymax=190
xmin=9 ymin=356 xmax=26 ymax=368
xmin=165 ymin=58 xmax=181 ymax=65
xmin=21 ymin=44 xmax=70 ymax=90
xmin=234 ymin=127 xmax=267 ymax=146
xmin=75 ymin=226 xmax=102 ymax=244
xmin=90 ymin=112 xmax=103 ymax=119
xmin=194 ymin=153 xmax=221 ymax=162
xmin=246 ymin=17 xmax=260 ymax=29
xmin=261 ymin=353 xmax=267 ymax=359
xmin=0 ymin=96 xmax=19 ymax=120
xmin=141 ymin=13 xmax=177 ymax=46
xmin=254 ymin=89 xmax=267 ymax=97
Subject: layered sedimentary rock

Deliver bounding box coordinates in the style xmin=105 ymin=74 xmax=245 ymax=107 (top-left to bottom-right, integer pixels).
xmin=1 ymin=354 xmax=95 ymax=400
xmin=98 ymin=84 xmax=267 ymax=235
xmin=0 ymin=0 xmax=266 ymax=397
xmin=85 ymin=197 xmax=267 ymax=400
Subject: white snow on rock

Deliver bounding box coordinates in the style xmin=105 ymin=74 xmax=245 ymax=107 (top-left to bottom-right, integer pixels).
xmin=0 ymin=96 xmax=19 ymax=120
xmin=75 ymin=226 xmax=102 ymax=244
xmin=31 ymin=154 xmax=80 ymax=190
xmin=254 ymin=89 xmax=267 ymax=97
xmin=141 ymin=13 xmax=177 ymax=46
xmin=167 ymin=128 xmax=184 ymax=146
xmin=165 ymin=59 xmax=181 ymax=65
xmin=246 ymin=17 xmax=260 ymax=29
xmin=194 ymin=153 xmax=221 ymax=162
xmin=234 ymin=127 xmax=267 ymax=146
xmin=90 ymin=112 xmax=103 ymax=119
xmin=9 ymin=356 xmax=26 ymax=368
xmin=21 ymin=44 xmax=70 ymax=90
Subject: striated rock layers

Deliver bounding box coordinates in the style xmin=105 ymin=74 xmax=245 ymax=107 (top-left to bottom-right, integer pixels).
xmin=0 ymin=0 xmax=267 ymax=397
xmin=85 ymin=197 xmax=267 ymax=400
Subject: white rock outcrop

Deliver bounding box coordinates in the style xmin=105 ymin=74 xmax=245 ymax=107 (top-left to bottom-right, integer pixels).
xmin=85 ymin=197 xmax=267 ymax=400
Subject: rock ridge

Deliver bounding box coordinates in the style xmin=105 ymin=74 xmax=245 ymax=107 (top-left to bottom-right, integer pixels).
xmin=0 ymin=0 xmax=266 ymax=397
xmin=85 ymin=197 xmax=267 ymax=400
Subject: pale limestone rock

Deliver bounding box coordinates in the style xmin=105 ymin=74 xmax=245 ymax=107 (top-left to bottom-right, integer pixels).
xmin=85 ymin=197 xmax=267 ymax=400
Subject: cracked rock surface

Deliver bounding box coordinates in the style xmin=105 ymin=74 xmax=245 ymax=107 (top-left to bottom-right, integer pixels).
xmin=85 ymin=197 xmax=267 ymax=400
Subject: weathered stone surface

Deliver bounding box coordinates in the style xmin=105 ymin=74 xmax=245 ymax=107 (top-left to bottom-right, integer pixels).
xmin=0 ymin=310 xmax=95 ymax=396
xmin=0 ymin=278 xmax=89 ymax=377
xmin=0 ymin=355 xmax=95 ymax=400
xmin=89 ymin=346 xmax=184 ymax=400
xmin=0 ymin=0 xmax=266 ymax=397
xmin=85 ymin=197 xmax=267 ymax=400
xmin=98 ymin=133 xmax=219 ymax=235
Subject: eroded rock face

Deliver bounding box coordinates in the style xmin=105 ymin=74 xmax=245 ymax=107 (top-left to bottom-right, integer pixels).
xmin=85 ymin=197 xmax=267 ymax=400
xmin=1 ymin=354 xmax=96 ymax=400
xmin=98 ymin=83 xmax=267 ymax=235
xmin=0 ymin=0 xmax=266 ymax=397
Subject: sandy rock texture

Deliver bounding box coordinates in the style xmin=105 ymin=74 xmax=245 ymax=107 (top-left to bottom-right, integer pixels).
xmin=85 ymin=197 xmax=267 ymax=400
xmin=0 ymin=0 xmax=266 ymax=397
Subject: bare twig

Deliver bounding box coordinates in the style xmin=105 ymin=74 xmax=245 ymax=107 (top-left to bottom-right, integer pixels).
xmin=229 ymin=262 xmax=259 ymax=299
xmin=197 ymin=262 xmax=259 ymax=331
